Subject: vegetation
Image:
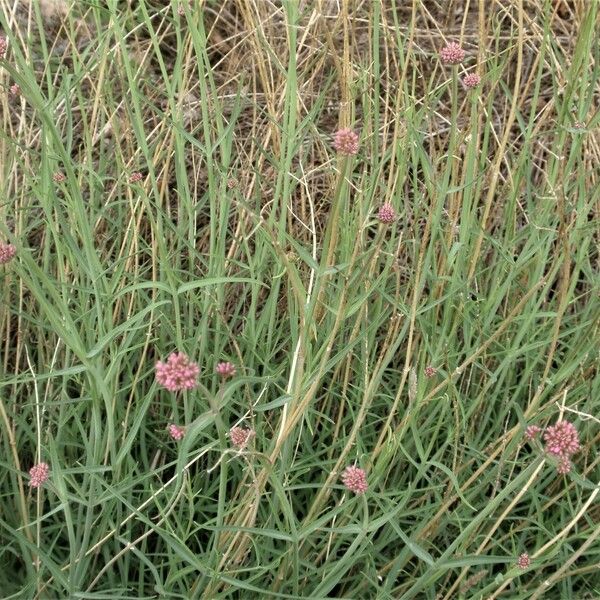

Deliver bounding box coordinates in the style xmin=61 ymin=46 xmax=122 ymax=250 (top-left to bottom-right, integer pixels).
xmin=0 ymin=1 xmax=598 ymax=598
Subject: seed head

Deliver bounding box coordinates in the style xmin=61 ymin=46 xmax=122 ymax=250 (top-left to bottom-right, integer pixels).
xmin=216 ymin=361 xmax=236 ymax=378
xmin=0 ymin=36 xmax=8 ymax=58
xmin=556 ymin=457 xmax=571 ymax=475
xmin=424 ymin=365 xmax=437 ymax=378
xmin=341 ymin=465 xmax=368 ymax=494
xmin=53 ymin=172 xmax=66 ymax=183
xmin=440 ymin=42 xmax=465 ymax=65
xmin=227 ymin=178 xmax=238 ymax=189
xmin=543 ymin=420 xmax=580 ymax=457
xmin=524 ymin=425 xmax=541 ymax=441
xmin=177 ymin=0 xmax=192 ymax=14
xmin=459 ymin=570 xmax=488 ymax=594
xmin=462 ymin=73 xmax=481 ymax=88
xmin=167 ymin=423 xmax=185 ymax=441
xmin=0 ymin=242 xmax=16 ymax=264
xmin=29 ymin=462 xmax=50 ymax=488
xmin=155 ymin=352 xmax=199 ymax=392
xmin=129 ymin=172 xmax=143 ymax=183
xmin=377 ymin=203 xmax=396 ymax=224
xmin=333 ymin=128 xmax=359 ymax=156
xmin=517 ymin=553 xmax=530 ymax=569
xmin=229 ymin=426 xmax=254 ymax=449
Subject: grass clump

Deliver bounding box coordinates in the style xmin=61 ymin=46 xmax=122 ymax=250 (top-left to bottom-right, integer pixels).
xmin=0 ymin=1 xmax=598 ymax=598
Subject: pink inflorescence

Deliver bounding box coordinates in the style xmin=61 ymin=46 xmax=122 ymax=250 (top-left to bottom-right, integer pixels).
xmin=53 ymin=172 xmax=66 ymax=183
xmin=0 ymin=242 xmax=16 ymax=265
xmin=524 ymin=425 xmax=541 ymax=441
xmin=216 ymin=361 xmax=236 ymax=378
xmin=377 ymin=203 xmax=396 ymax=224
xmin=167 ymin=423 xmax=185 ymax=441
xmin=462 ymin=73 xmax=481 ymax=88
xmin=557 ymin=457 xmax=571 ymax=475
xmin=129 ymin=172 xmax=143 ymax=183
xmin=0 ymin=36 xmax=7 ymax=59
xmin=517 ymin=553 xmax=530 ymax=569
xmin=341 ymin=465 xmax=368 ymax=495
xmin=543 ymin=420 xmax=580 ymax=458
xmin=177 ymin=0 xmax=192 ymax=15
xmin=155 ymin=352 xmax=199 ymax=392
xmin=333 ymin=128 xmax=359 ymax=156
xmin=424 ymin=365 xmax=437 ymax=378
xmin=10 ymin=83 xmax=20 ymax=96
xmin=229 ymin=426 xmax=254 ymax=449
xmin=440 ymin=42 xmax=465 ymax=65
xmin=29 ymin=462 xmax=50 ymax=488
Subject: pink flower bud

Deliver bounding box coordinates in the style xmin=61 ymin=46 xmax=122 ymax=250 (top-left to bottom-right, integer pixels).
xmin=333 ymin=128 xmax=359 ymax=156
xmin=440 ymin=42 xmax=465 ymax=65
xmin=341 ymin=465 xmax=368 ymax=494
xmin=155 ymin=352 xmax=200 ymax=392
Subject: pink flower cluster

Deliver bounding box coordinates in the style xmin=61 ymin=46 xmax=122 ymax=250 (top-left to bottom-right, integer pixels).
xmin=53 ymin=172 xmax=66 ymax=183
xmin=544 ymin=420 xmax=580 ymax=474
xmin=333 ymin=128 xmax=359 ymax=156
xmin=0 ymin=36 xmax=7 ymax=59
xmin=526 ymin=419 xmax=581 ymax=475
xmin=440 ymin=42 xmax=465 ymax=65
xmin=524 ymin=425 xmax=541 ymax=441
xmin=543 ymin=420 xmax=580 ymax=457
xmin=167 ymin=423 xmax=185 ymax=441
xmin=424 ymin=365 xmax=437 ymax=378
xmin=229 ymin=426 xmax=254 ymax=449
xmin=377 ymin=203 xmax=396 ymax=224
xmin=0 ymin=242 xmax=16 ymax=264
xmin=129 ymin=172 xmax=143 ymax=183
xmin=215 ymin=361 xmax=236 ymax=378
xmin=341 ymin=465 xmax=368 ymax=494
xmin=155 ymin=352 xmax=199 ymax=392
xmin=462 ymin=73 xmax=481 ymax=89
xmin=29 ymin=462 xmax=50 ymax=488
xmin=177 ymin=1 xmax=193 ymax=15
xmin=10 ymin=83 xmax=20 ymax=96
xmin=517 ymin=552 xmax=530 ymax=569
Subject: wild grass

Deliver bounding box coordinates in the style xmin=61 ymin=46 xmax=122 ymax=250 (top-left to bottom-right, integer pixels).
xmin=0 ymin=0 xmax=599 ymax=598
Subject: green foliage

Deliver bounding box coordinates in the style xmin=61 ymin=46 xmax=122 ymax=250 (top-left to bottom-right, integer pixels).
xmin=0 ymin=1 xmax=598 ymax=598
